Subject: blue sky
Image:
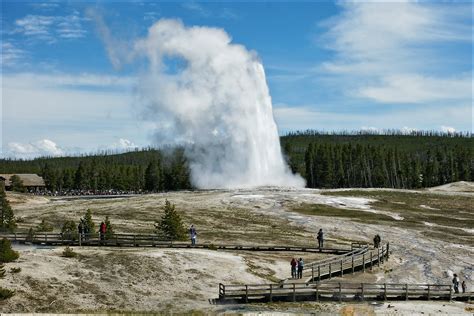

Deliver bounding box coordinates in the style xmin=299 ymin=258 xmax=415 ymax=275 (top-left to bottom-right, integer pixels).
xmin=1 ymin=0 xmax=472 ymax=158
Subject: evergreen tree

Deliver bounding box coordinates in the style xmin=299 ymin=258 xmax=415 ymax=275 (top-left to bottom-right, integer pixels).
xmin=0 ymin=239 xmax=19 ymax=263
xmin=145 ymin=160 xmax=163 ymax=192
xmin=10 ymin=175 xmax=26 ymax=193
xmin=84 ymin=209 xmax=95 ymax=234
xmin=155 ymin=200 xmax=186 ymax=240
xmin=104 ymin=216 xmax=115 ymax=239
xmin=0 ymin=186 xmax=16 ymax=232
xmin=61 ymin=220 xmax=78 ymax=241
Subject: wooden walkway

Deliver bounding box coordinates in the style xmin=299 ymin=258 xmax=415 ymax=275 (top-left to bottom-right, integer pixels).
xmin=218 ymin=282 xmax=472 ymax=303
xmin=0 ymin=232 xmax=352 ymax=254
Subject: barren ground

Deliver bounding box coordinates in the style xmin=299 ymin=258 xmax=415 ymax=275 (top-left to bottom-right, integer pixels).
xmin=1 ymin=182 xmax=473 ymax=314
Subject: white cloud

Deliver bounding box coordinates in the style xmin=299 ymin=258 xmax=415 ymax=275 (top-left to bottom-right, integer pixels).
xmin=320 ymin=2 xmax=472 ymax=105
xmin=1 ymin=72 xmax=145 ymax=157
xmin=13 ymin=11 xmax=88 ymax=42
xmin=441 ymin=126 xmax=456 ymax=133
xmin=358 ymin=74 xmax=472 ymax=104
xmin=108 ymin=138 xmax=137 ymax=151
xmin=7 ymin=139 xmax=64 ymax=158
xmin=1 ymin=42 xmax=27 ymax=67
xmin=273 ymin=104 xmax=471 ymax=133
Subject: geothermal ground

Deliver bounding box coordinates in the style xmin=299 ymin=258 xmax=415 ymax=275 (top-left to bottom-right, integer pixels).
xmin=1 ymin=182 xmax=473 ymax=314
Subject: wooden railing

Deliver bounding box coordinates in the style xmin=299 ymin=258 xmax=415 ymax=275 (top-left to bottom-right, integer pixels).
xmin=306 ymin=243 xmax=389 ymax=282
xmin=0 ymin=232 xmax=353 ymax=254
xmin=218 ymin=282 xmax=471 ymax=303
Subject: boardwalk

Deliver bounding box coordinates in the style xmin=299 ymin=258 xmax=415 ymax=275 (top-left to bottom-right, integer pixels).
xmin=218 ymin=282 xmax=472 ymax=303
xmin=0 ymin=232 xmax=352 ymax=254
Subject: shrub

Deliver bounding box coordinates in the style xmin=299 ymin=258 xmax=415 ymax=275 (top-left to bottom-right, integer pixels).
xmin=0 ymin=239 xmax=19 ymax=263
xmin=36 ymin=219 xmax=54 ymax=232
xmin=61 ymin=220 xmax=78 ymax=241
xmin=10 ymin=267 xmax=21 ymax=273
xmin=0 ymin=185 xmax=16 ymax=232
xmin=0 ymin=287 xmax=15 ymax=300
xmin=62 ymin=246 xmax=77 ymax=258
xmin=155 ymin=200 xmax=187 ymax=241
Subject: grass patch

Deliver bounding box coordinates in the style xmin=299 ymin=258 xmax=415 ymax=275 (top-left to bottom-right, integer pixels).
xmin=319 ymin=190 xmax=474 ymax=245
xmin=292 ymin=203 xmax=394 ymax=224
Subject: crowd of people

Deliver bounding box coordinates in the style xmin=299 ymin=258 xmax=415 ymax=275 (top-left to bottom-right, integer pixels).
xmin=31 ymin=189 xmax=143 ymax=196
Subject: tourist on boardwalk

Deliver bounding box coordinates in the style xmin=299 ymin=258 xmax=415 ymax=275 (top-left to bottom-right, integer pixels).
xmin=189 ymin=224 xmax=197 ymax=246
xmin=78 ymin=221 xmax=84 ymax=241
xmin=317 ymin=229 xmax=324 ymax=249
xmin=297 ymin=258 xmax=304 ymax=279
xmin=452 ymin=273 xmax=460 ymax=293
xmin=461 ymin=280 xmax=467 ymax=293
xmin=99 ymin=221 xmax=106 ymax=242
xmin=290 ymin=258 xmax=297 ymax=278
xmin=373 ymin=234 xmax=381 ymax=248
xmin=84 ymin=221 xmax=90 ymax=240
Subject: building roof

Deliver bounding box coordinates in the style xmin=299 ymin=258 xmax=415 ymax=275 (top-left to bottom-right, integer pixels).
xmin=0 ymin=174 xmax=46 ymax=187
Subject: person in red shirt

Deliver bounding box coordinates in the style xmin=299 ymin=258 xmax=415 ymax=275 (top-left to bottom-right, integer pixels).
xmin=100 ymin=221 xmax=106 ymax=242
xmin=290 ymin=258 xmax=297 ymax=278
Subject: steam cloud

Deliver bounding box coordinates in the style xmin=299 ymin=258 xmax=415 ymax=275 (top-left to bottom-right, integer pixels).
xmin=133 ymin=19 xmax=304 ymax=188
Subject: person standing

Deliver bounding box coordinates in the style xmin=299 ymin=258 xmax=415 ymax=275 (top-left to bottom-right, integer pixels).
xmin=100 ymin=221 xmax=106 ymax=242
xmin=453 ymin=273 xmax=460 ymax=293
xmin=297 ymin=258 xmax=304 ymax=279
xmin=461 ymin=280 xmax=467 ymax=293
xmin=373 ymin=234 xmax=381 ymax=248
xmin=78 ymin=221 xmax=84 ymax=242
xmin=189 ymin=224 xmax=197 ymax=246
xmin=317 ymin=229 xmax=324 ymax=249
xmin=290 ymin=258 xmax=297 ymax=279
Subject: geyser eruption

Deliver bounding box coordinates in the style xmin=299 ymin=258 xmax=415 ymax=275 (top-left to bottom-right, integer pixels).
xmin=134 ymin=19 xmax=304 ymax=188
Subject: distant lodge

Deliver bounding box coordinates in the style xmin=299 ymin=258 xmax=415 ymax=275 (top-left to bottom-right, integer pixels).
xmin=0 ymin=174 xmax=46 ymax=191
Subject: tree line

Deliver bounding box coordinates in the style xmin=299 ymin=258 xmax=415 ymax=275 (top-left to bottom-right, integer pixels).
xmin=300 ymin=143 xmax=472 ymax=189
xmin=0 ymin=132 xmax=472 ymax=191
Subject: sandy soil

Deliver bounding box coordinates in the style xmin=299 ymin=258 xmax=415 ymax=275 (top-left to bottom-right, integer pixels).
xmin=1 ymin=182 xmax=473 ymax=314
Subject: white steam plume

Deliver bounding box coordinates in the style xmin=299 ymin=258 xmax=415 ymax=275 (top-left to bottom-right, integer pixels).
xmin=134 ymin=19 xmax=304 ymax=188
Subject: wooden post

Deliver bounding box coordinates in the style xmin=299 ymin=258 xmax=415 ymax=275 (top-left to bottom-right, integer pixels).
xmin=339 ymin=282 xmax=342 ymax=302
xmin=316 ymin=284 xmax=319 ymax=301
xmin=363 ymin=254 xmax=365 ymax=272
xmin=352 ymin=256 xmax=355 ymax=274
xmin=329 ymin=263 xmax=332 ymax=279
xmin=384 ymin=283 xmax=387 ymax=301
xmin=427 ymin=284 xmax=430 ymax=300
xmin=318 ymin=266 xmax=321 ymax=282
xmin=386 ymin=242 xmax=390 ymax=259
xmin=405 ymin=284 xmax=409 ymax=301
xmin=361 ymin=283 xmax=364 ymax=300
xmin=293 ymin=283 xmax=296 ymax=302
xmin=370 ymin=252 xmax=373 ymax=270
xmin=269 ymin=284 xmax=273 ymax=302
xmin=377 ymin=247 xmax=381 ymax=267
xmin=340 ymin=260 xmax=343 ymax=277
xmin=312 ymin=266 xmax=314 ymax=282
xmin=245 ymin=285 xmax=249 ymax=303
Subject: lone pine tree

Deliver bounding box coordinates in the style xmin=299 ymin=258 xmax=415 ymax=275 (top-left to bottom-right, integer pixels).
xmin=155 ymin=200 xmax=187 ymax=241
